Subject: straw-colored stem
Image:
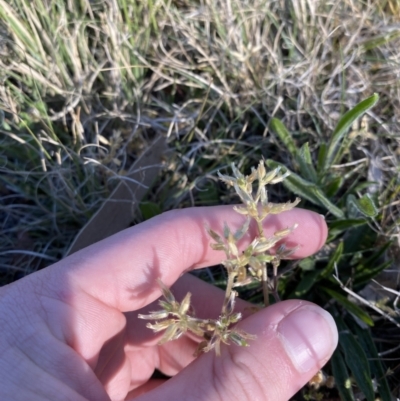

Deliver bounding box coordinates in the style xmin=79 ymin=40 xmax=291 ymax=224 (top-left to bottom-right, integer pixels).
xmin=256 ymin=219 xmax=264 ymax=238
xmin=262 ymin=264 xmax=269 ymax=307
xmin=222 ymin=270 xmax=236 ymax=313
xmin=272 ymin=261 xmax=281 ymax=302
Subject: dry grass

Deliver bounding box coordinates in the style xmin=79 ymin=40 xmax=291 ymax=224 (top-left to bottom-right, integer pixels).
xmin=1 ymin=0 xmax=399 ymax=310
xmin=1 ymin=0 xmax=400 ymax=397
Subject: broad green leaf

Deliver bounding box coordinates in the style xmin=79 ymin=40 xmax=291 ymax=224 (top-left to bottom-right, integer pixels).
xmin=336 ymin=316 xmax=375 ymax=401
xmin=298 ymin=257 xmax=315 ymax=271
xmin=356 ymin=194 xmax=379 ymax=217
xmin=347 ymin=320 xmax=392 ymax=401
xmin=347 ymin=194 xmax=379 ymax=218
xmin=139 ymin=201 xmax=162 ymax=220
xmin=325 ymin=175 xmax=344 ymax=198
xmin=321 ymin=287 xmax=374 ymax=326
xmin=343 ymin=224 xmax=377 ymax=254
xmin=269 ymin=118 xmax=297 ymax=157
xmin=266 ymin=161 xmax=320 ymax=203
xmin=320 ymin=241 xmax=343 ymax=278
xmin=266 ymin=160 xmax=344 ymax=218
xmin=324 ymin=94 xmax=379 ymax=170
xmin=296 ymin=142 xmax=317 ymax=182
xmin=293 ymin=270 xmax=320 ymax=296
xmin=281 ymin=174 xmax=320 ymax=205
xmin=346 ymin=194 xmax=361 ymax=218
xmin=311 ymin=187 xmax=344 ymax=218
xmin=298 ymin=142 xmax=313 ymax=163
xmin=331 ymin=349 xmax=355 ymax=401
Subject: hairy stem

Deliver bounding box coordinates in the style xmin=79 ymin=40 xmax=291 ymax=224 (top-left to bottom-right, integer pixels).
xmin=222 ymin=270 xmax=236 ymax=313
xmin=256 ymin=219 xmax=264 ymax=237
xmin=256 ymin=217 xmax=270 ymax=306
xmin=262 ymin=264 xmax=269 ymax=307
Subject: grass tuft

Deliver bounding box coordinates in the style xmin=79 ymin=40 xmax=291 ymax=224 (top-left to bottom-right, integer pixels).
xmin=1 ymin=0 xmax=400 ymax=398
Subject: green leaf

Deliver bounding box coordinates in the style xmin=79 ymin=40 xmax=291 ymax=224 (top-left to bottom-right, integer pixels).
xmin=363 ymin=239 xmax=394 ymax=266
xmin=296 ymin=142 xmax=317 ymax=182
xmin=353 ymin=181 xmax=382 ymax=192
xmin=266 ymin=160 xmax=344 ymax=218
xmin=283 ymin=175 xmax=321 ymax=205
xmin=328 ymin=218 xmax=368 ymax=232
xmin=327 ymin=218 xmax=368 ymax=242
xmin=266 ymin=160 xmax=319 ymax=201
xmin=293 ymin=270 xmax=321 ymax=296
xmin=321 ymin=287 xmax=374 ymax=326
xmin=320 ymin=241 xmax=343 ymax=279
xmin=139 ymin=201 xmax=162 ymax=220
xmin=362 ymin=31 xmax=400 ymax=51
xmin=1 ymin=120 xmax=11 ymax=131
xmin=354 ymin=260 xmax=392 ymax=288
xmin=0 ymin=2 xmax=38 ymax=52
xmin=331 ymin=349 xmax=355 ymax=401
xmin=356 ymin=194 xmax=379 ymax=217
xmin=311 ymin=187 xmax=344 ymax=218
xmin=298 ymin=257 xmax=315 ymax=271
xmin=336 ymin=316 xmax=375 ymax=401
xmin=346 ymin=194 xmax=361 ymax=218
xmin=324 ymin=94 xmax=379 ymax=170
xmin=346 ymin=194 xmax=379 ymax=218
xmin=317 ymin=142 xmax=327 ymax=174
xmin=269 ymin=118 xmax=297 ymax=157
xmin=343 ymin=224 xmax=377 ymax=254
xmin=347 ymin=320 xmax=392 ymax=401
xmin=325 ymin=175 xmax=344 ymax=198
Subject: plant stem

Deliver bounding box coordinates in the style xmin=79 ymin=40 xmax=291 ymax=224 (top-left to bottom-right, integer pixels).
xmin=256 ymin=219 xmax=264 ymax=237
xmin=272 ymin=261 xmax=281 ymax=302
xmin=256 ymin=217 xmax=270 ymax=306
xmin=222 ymin=270 xmax=235 ymax=313
xmin=262 ymin=264 xmax=269 ymax=306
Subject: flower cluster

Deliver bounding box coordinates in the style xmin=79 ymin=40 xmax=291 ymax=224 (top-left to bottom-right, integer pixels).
xmin=138 ymin=280 xmax=256 ymax=356
xmin=139 ymin=160 xmax=300 ymax=355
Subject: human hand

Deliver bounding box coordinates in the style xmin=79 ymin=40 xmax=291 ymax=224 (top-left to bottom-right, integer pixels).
xmin=0 ymin=206 xmax=338 ymax=401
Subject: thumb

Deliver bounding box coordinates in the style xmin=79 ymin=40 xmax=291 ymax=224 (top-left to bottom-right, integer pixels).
xmin=134 ymin=300 xmax=338 ymax=401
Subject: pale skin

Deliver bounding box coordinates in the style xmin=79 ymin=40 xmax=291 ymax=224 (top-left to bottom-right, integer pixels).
xmin=0 ymin=206 xmax=338 ymax=401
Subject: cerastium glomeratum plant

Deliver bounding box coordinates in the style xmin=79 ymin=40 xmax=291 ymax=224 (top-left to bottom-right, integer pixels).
xmin=139 ymin=161 xmax=301 ymax=355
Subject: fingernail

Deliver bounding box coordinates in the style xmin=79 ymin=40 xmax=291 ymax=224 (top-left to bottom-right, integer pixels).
xmin=277 ymin=305 xmax=338 ymax=373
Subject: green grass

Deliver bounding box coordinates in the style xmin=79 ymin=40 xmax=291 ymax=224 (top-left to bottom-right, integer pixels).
xmin=1 ymin=0 xmax=400 ymax=399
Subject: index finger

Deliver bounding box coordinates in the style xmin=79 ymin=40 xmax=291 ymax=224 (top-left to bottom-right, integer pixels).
xmin=48 ymin=206 xmax=327 ymax=312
